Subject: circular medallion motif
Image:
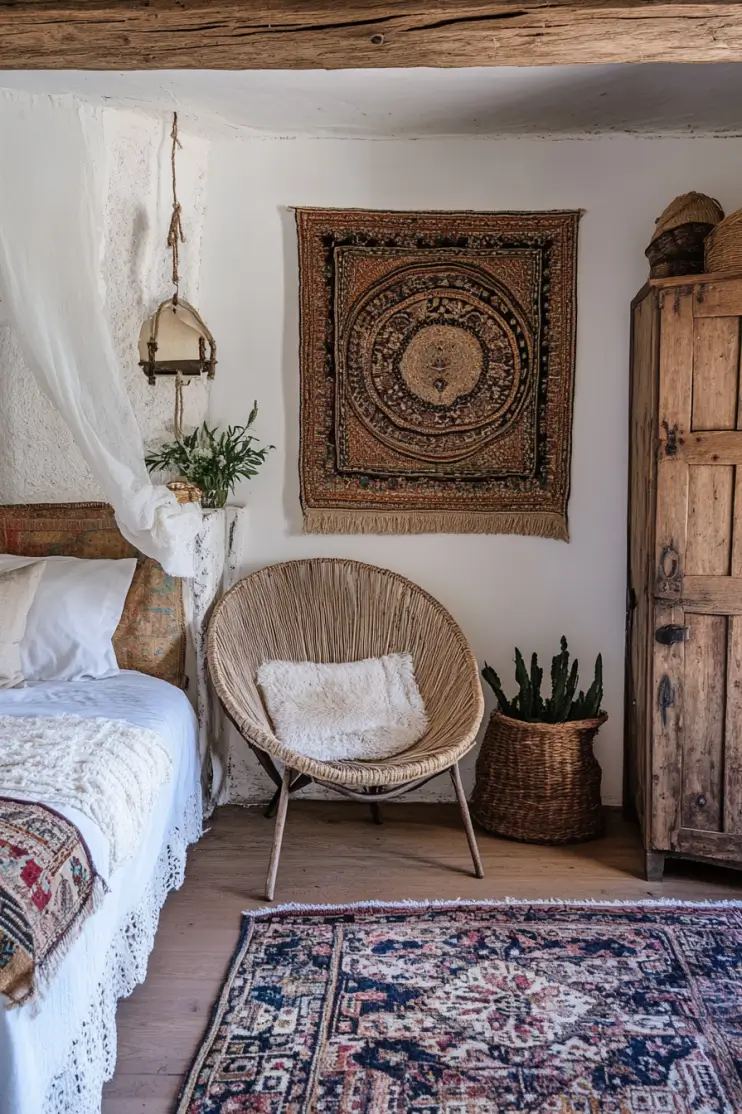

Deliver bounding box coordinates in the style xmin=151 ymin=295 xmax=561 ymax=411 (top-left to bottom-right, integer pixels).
xmin=343 ymin=264 xmax=532 ymax=463
xmin=399 ymin=324 xmax=483 ymax=407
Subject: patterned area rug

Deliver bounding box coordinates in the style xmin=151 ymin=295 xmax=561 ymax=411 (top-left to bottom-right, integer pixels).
xmin=176 ymin=899 xmax=742 ymax=1113
xmin=296 ymin=209 xmax=579 ymax=540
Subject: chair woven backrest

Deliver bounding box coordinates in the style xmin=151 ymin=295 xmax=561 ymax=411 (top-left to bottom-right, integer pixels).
xmin=207 ymin=558 xmax=484 ymax=785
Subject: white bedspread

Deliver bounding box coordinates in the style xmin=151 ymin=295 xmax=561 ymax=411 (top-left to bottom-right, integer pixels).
xmin=0 ymin=671 xmax=201 ymax=1114
xmin=0 ymin=714 xmax=173 ymax=874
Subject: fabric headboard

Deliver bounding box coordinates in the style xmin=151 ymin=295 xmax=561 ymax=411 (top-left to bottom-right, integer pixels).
xmin=0 ymin=502 xmax=186 ymax=688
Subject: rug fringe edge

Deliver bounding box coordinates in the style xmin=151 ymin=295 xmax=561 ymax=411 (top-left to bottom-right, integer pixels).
xmin=303 ymin=510 xmax=569 ymax=540
xmin=242 ymin=896 xmax=742 ymax=918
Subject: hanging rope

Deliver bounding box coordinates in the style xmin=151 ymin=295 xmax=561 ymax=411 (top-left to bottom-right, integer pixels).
xmin=174 ymin=371 xmax=186 ymax=440
xmin=167 ymin=111 xmax=185 ymax=305
xmin=169 ymin=111 xmax=188 ymax=437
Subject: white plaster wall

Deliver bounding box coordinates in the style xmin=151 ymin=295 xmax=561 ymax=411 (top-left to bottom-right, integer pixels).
xmin=200 ymin=132 xmax=742 ymax=806
xmin=0 ymin=107 xmax=210 ymax=502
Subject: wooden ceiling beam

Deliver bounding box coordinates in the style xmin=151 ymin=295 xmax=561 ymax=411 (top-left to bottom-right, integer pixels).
xmin=1 ymin=0 xmax=742 ymax=68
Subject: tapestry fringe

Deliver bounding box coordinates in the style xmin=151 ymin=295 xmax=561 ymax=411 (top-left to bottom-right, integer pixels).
xmin=243 ymin=896 xmax=742 ymax=918
xmin=303 ymin=509 xmax=569 ymax=541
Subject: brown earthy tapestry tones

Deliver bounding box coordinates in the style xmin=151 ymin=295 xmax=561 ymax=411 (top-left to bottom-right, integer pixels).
xmin=297 ymin=208 xmax=579 ymax=539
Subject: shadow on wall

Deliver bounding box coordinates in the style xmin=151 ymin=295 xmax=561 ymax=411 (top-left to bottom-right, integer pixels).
xmin=280 ymin=205 xmax=303 ymax=535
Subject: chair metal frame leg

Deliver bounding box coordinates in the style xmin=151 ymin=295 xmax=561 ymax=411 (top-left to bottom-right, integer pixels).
xmin=264 ymin=772 xmax=312 ymax=818
xmin=450 ymin=762 xmax=485 ymax=879
xmin=265 ymin=766 xmax=292 ymax=901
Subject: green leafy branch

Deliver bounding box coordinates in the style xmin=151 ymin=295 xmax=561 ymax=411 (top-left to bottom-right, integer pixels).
xmin=145 ymin=402 xmax=273 ymax=508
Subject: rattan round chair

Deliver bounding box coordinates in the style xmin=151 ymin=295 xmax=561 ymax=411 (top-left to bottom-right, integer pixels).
xmin=207 ymin=559 xmax=485 ymax=899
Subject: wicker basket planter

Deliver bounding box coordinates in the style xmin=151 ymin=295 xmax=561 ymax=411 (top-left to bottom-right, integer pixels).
xmin=471 ymin=711 xmax=607 ymax=844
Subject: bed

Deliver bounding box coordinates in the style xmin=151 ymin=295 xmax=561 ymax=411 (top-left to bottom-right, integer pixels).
xmin=0 ymin=504 xmax=204 ymax=1114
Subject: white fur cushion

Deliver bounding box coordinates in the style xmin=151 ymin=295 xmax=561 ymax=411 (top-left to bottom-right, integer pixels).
xmin=0 ymin=561 xmax=46 ymax=689
xmin=256 ymin=652 xmax=428 ymax=762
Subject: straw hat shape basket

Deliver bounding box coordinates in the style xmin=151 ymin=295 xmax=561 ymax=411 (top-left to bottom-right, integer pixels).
xmin=207 ymin=558 xmax=485 ymax=899
xmin=705 ymin=208 xmax=742 ymax=276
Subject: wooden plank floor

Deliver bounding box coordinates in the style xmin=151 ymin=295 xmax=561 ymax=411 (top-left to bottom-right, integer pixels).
xmin=102 ymin=802 xmax=742 ymax=1114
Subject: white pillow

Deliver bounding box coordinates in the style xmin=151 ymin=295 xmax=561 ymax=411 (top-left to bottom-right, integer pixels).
xmin=257 ymin=652 xmax=428 ymax=762
xmin=0 ymin=555 xmax=137 ymax=682
xmin=0 ymin=561 xmax=46 ymax=689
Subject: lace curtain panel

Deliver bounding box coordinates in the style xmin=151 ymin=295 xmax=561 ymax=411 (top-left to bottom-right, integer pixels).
xmin=0 ymin=91 xmax=200 ymax=577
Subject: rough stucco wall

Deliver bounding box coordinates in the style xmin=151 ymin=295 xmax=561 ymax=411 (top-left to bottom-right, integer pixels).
xmin=0 ymin=106 xmax=210 ymax=503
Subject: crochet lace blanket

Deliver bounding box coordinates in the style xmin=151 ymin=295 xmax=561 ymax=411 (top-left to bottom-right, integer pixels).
xmin=47 ymin=788 xmax=203 ymax=1114
xmin=0 ymin=714 xmax=173 ymax=872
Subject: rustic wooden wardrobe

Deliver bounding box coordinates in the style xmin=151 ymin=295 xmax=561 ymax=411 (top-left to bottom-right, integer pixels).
xmin=626 ymin=273 xmax=742 ymax=880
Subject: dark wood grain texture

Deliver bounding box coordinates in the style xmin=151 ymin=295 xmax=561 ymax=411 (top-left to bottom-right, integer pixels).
xmin=624 ymin=289 xmax=658 ymax=831
xmin=668 ymin=431 xmax=742 ymax=465
xmin=651 ymin=287 xmax=693 ymax=856
xmin=627 ymin=274 xmax=742 ymax=877
xmin=3 ymin=0 xmax=742 ymax=68
xmin=101 ymin=802 xmax=742 ymax=1114
xmin=681 ymin=316 xmax=737 ymax=833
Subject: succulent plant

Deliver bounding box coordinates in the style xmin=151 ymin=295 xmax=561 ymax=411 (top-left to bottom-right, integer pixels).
xmin=482 ymin=637 xmax=603 ymax=723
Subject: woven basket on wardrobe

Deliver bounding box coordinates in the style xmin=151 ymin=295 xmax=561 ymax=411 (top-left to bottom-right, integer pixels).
xmin=646 ymin=192 xmax=724 ymax=279
xmin=705 ymin=208 xmax=742 ymax=275
xmin=470 ymin=711 xmax=607 ymax=844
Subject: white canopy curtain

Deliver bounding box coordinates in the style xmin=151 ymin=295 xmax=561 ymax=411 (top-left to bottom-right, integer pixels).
xmin=0 ymin=91 xmax=201 ymax=577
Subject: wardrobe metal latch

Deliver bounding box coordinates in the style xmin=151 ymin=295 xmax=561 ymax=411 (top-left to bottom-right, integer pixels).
xmin=662 ymin=421 xmax=679 ymax=457
xmin=655 ymin=624 xmax=690 ymax=646
xmin=658 ymin=674 xmax=675 ymax=728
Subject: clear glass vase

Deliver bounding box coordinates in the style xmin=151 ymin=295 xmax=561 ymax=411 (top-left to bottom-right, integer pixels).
xmin=202 ymin=489 xmax=228 ymax=509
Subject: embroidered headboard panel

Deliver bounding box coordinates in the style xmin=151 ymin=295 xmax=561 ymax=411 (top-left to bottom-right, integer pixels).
xmin=0 ymin=502 xmax=186 ymax=688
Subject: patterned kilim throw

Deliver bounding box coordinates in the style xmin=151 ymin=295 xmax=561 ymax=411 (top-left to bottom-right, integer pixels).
xmin=176 ymin=899 xmax=742 ymax=1114
xmin=297 ymin=209 xmax=579 ymax=539
xmin=0 ymin=797 xmax=101 ymax=1007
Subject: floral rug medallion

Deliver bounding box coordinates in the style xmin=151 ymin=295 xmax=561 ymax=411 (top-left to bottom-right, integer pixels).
xmin=176 ymin=900 xmax=742 ymax=1113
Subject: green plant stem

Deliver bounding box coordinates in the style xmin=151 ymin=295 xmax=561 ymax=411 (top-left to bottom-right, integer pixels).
xmin=481 ymin=637 xmax=604 ymax=724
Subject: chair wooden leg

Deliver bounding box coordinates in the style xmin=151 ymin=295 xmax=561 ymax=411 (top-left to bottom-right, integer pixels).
xmin=450 ymin=763 xmax=484 ymax=879
xmin=265 ymin=767 xmax=292 ymax=901
xmin=370 ymin=803 xmax=383 ymax=825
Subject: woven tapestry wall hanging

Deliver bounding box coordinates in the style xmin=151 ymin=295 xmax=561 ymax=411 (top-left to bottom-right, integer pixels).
xmin=297 ymin=208 xmax=579 ymax=539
